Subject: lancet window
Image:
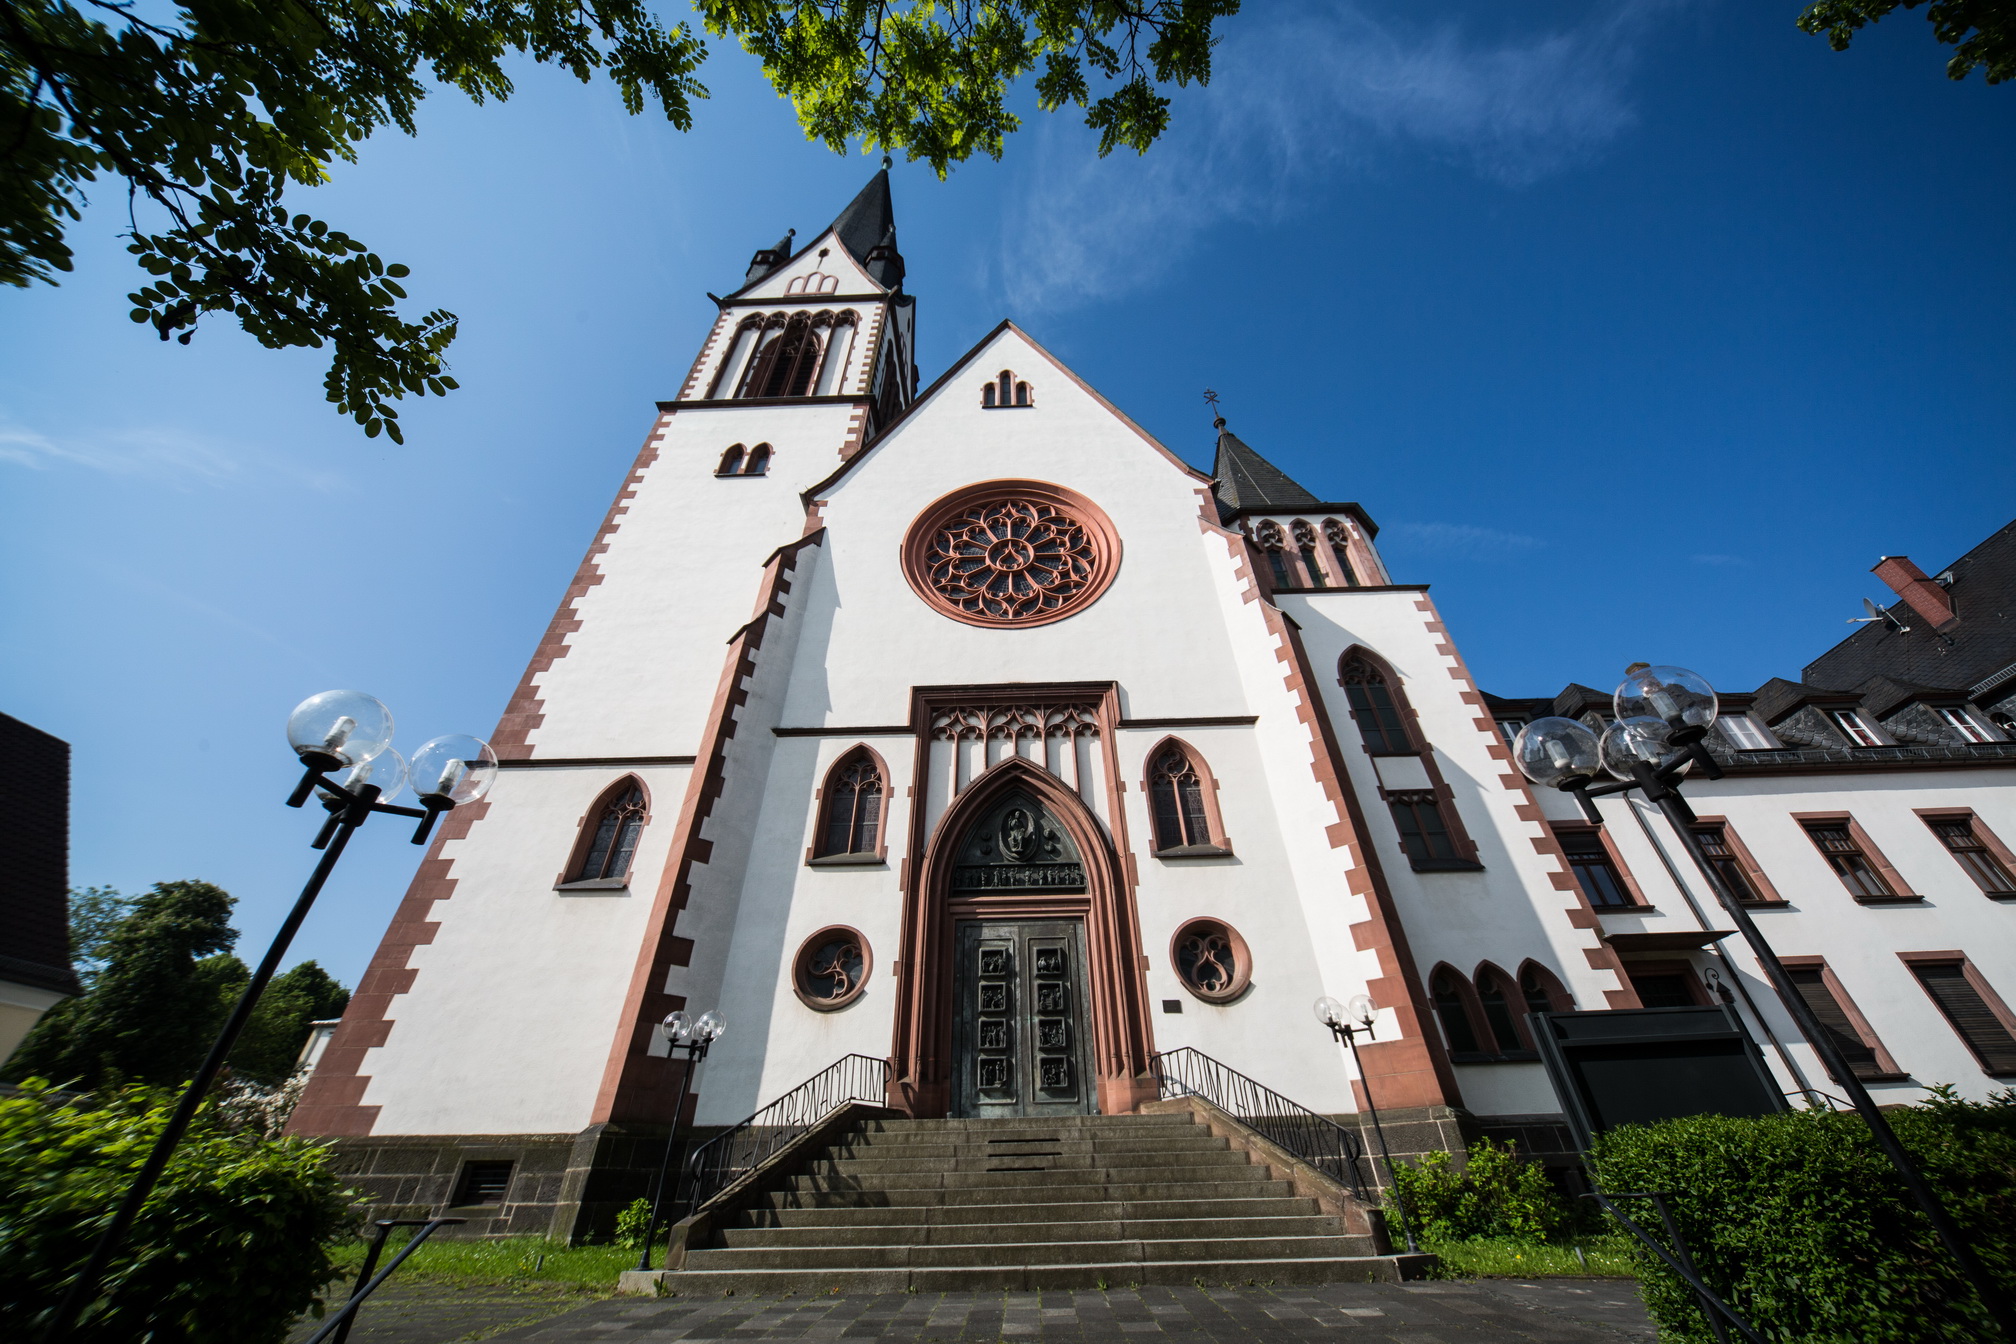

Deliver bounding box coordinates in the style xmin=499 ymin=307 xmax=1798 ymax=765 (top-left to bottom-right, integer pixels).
xmin=1340 ymin=657 xmax=1413 ymax=754
xmin=1429 ymin=966 xmax=1484 ymax=1057
xmin=711 ymin=309 xmax=859 ymax=401
xmin=742 ymin=443 xmax=772 ymax=476
xmin=716 ymin=444 xmax=745 ymax=475
xmin=814 ymin=749 xmax=885 ymax=860
xmin=1146 ymin=740 xmax=1228 ymax=855
xmin=1323 ymin=520 xmax=1360 ymax=586
xmin=1292 ymin=521 xmax=1327 ymax=588
xmin=1254 ymin=521 xmax=1294 ymax=589
xmin=569 ymin=780 xmax=647 ymax=884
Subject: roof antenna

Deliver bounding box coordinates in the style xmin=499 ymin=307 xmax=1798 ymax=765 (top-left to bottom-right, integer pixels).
xmin=1203 ymin=387 xmax=1226 ymax=430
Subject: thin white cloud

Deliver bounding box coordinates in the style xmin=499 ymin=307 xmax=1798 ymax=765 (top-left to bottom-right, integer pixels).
xmin=1691 ymin=553 xmax=1748 ymax=567
xmin=0 ymin=423 xmax=241 ymax=483
xmin=1386 ymin=521 xmax=1542 ymax=557
xmin=999 ymin=1 xmax=1675 ymax=311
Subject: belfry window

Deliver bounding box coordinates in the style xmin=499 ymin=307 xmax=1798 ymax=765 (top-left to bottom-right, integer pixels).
xmin=1324 ymin=520 xmax=1359 ymax=587
xmin=1254 ymin=521 xmax=1293 ymax=589
xmin=815 ymin=750 xmax=885 ymax=860
xmin=572 ymin=782 xmax=647 ymax=884
xmin=1292 ymin=521 xmax=1326 ymax=588
xmin=739 ymin=314 xmax=822 ymax=399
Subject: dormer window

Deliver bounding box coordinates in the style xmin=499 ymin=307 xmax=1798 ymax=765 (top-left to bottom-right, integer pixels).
xmin=981 ymin=370 xmax=1032 ymax=408
xmin=1937 ymin=707 xmax=1994 ymax=743
xmin=1831 ymin=709 xmax=1883 ymax=747
xmin=1718 ymin=713 xmax=1774 ymax=751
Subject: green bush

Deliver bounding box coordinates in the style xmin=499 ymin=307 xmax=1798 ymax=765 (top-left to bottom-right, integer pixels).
xmin=1 ymin=1078 xmax=355 ymax=1342
xmin=1591 ymin=1087 xmax=2016 ymax=1343
xmin=1389 ymin=1137 xmax=1574 ymax=1242
xmin=614 ymin=1196 xmax=653 ymax=1250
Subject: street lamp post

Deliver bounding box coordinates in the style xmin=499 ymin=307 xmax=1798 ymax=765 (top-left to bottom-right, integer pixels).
xmin=43 ymin=691 xmax=498 ymax=1342
xmin=1314 ymin=994 xmax=1420 ymax=1255
xmin=636 ymin=1007 xmax=726 ymax=1272
xmin=1513 ymin=666 xmax=2014 ymax=1341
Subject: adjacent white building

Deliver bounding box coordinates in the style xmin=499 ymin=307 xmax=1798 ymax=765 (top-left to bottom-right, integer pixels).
xmin=290 ymin=174 xmax=2016 ymax=1238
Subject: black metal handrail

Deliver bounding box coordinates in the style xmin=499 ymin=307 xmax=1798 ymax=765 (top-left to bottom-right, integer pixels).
xmin=304 ymin=1218 xmax=465 ymax=1344
xmin=679 ymin=1054 xmax=890 ymax=1216
xmin=1149 ymin=1047 xmax=1366 ymax=1196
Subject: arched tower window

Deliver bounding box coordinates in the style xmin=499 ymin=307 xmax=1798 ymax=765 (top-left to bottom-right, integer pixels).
xmin=567 ymin=779 xmax=648 ymax=885
xmin=1340 ymin=657 xmax=1412 ymax=754
xmin=1292 ymin=520 xmax=1326 ymax=588
xmin=742 ymin=443 xmax=772 ymax=476
xmin=1324 ymin=519 xmax=1360 ymax=587
xmin=739 ymin=313 xmax=823 ymax=399
xmin=1429 ymin=965 xmax=1485 ymax=1057
xmin=716 ymin=444 xmax=746 ymax=476
xmin=813 ymin=748 xmax=886 ymax=861
xmin=1146 ymin=740 xmax=1229 ymax=855
xmin=1254 ymin=520 xmax=1293 ymax=590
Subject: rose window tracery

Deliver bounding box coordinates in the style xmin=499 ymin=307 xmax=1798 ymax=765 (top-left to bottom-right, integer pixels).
xmin=903 ymin=482 xmax=1120 ymax=628
xmin=1171 ymin=918 xmax=1251 ymax=1004
xmin=793 ymin=927 xmax=872 ymax=1010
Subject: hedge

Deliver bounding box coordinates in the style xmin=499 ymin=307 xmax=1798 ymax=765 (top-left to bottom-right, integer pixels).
xmin=1590 ymin=1087 xmax=2016 ymax=1343
xmin=1 ymin=1078 xmax=355 ymax=1342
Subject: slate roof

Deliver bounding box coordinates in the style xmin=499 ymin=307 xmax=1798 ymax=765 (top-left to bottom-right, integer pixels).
xmin=828 ymin=169 xmax=904 ymax=288
xmin=1804 ymin=518 xmax=2016 ymax=693
xmin=1211 ymin=423 xmax=1322 ymax=516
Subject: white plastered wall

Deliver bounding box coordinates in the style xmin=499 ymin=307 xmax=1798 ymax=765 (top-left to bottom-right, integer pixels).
xmin=1546 ymin=768 xmax=2016 ymax=1103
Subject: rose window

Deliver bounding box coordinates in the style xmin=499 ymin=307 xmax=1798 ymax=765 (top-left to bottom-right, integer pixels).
xmin=903 ymin=481 xmax=1120 ymax=628
xmin=793 ymin=927 xmax=871 ymax=1010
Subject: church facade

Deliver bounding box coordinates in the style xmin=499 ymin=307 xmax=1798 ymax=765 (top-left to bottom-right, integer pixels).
xmin=290 ymin=174 xmax=2016 ymax=1240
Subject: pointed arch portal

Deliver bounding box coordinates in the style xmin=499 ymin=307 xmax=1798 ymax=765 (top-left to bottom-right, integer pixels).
xmin=893 ymin=754 xmax=1156 ymax=1117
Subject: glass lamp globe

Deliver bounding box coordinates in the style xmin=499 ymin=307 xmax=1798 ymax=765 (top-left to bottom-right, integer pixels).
xmin=410 ymin=734 xmax=499 ymax=806
xmin=287 ymin=690 xmax=393 ymax=768
xmin=661 ymin=1010 xmax=691 ymax=1043
xmin=1512 ymin=717 xmax=1602 ymax=788
xmin=1345 ymin=994 xmax=1377 ymax=1028
xmin=1313 ymin=996 xmax=1345 ymax=1028
xmin=324 ymin=747 xmax=408 ymax=804
xmin=1600 ymin=717 xmax=1673 ymax=781
xmin=1614 ymin=665 xmax=1718 ymax=735
xmin=695 ymin=1009 xmax=726 ymax=1042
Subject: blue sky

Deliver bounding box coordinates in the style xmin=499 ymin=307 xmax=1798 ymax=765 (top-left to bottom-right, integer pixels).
xmin=3 ymin=1 xmax=2011 ymax=991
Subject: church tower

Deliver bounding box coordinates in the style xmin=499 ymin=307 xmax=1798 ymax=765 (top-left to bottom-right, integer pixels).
xmin=292 ymin=172 xmax=1631 ymax=1244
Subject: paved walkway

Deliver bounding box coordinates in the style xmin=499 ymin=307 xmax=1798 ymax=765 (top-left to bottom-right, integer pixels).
xmin=303 ymin=1280 xmax=1653 ymax=1344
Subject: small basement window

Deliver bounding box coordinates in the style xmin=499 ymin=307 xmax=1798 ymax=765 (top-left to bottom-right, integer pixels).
xmin=453 ymin=1160 xmax=515 ymax=1206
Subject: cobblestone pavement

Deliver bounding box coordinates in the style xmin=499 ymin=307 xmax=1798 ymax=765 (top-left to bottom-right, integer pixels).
xmin=484 ymin=1281 xmax=1654 ymax=1344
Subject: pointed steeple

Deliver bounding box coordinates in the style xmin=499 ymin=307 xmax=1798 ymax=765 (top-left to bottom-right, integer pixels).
xmin=827 ymin=168 xmax=904 ymax=289
xmin=1211 ymin=418 xmax=1321 ymax=514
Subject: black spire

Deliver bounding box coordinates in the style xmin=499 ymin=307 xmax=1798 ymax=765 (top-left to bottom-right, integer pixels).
xmin=827 ymin=168 xmax=904 ymax=288
xmin=1211 ymin=420 xmax=1321 ymax=514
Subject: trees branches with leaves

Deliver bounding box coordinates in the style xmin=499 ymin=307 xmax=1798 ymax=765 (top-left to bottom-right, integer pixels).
xmin=1799 ymin=0 xmax=2014 ymax=84
xmin=3 ymin=1 xmax=1237 ymax=441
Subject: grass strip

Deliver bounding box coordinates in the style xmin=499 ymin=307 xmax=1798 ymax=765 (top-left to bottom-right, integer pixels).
xmin=1424 ymin=1235 xmax=1639 ymax=1279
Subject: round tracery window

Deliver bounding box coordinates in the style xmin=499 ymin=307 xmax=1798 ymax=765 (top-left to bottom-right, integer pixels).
xmin=1171 ymin=918 xmax=1251 ymax=1004
xmin=901 ymin=480 xmax=1121 ymax=628
xmin=793 ymin=926 xmax=872 ymax=1011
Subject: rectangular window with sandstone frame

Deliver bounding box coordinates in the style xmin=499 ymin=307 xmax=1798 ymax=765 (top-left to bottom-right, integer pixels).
xmin=1922 ymin=814 xmax=2016 ymax=896
xmin=1692 ymin=821 xmax=1780 ymax=905
xmin=1556 ymin=828 xmax=1637 ymax=908
xmin=1782 ymin=962 xmax=1901 ymax=1081
xmin=1902 ymin=956 xmax=2016 ymax=1076
xmin=1802 ymin=820 xmax=1904 ymax=900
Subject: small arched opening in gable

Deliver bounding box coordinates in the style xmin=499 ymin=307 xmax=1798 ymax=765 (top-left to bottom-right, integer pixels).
xmin=982 ymin=370 xmax=1033 ymax=409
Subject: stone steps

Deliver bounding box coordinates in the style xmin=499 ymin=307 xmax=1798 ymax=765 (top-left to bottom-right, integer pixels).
xmin=626 ymin=1112 xmax=1425 ymax=1295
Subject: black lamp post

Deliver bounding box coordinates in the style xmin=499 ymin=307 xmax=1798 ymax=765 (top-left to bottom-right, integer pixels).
xmin=43 ymin=690 xmax=498 ymax=1342
xmin=1314 ymin=993 xmax=1420 ymax=1254
xmin=1513 ymin=666 xmax=2014 ymax=1342
xmin=635 ymin=1007 xmax=726 ymax=1272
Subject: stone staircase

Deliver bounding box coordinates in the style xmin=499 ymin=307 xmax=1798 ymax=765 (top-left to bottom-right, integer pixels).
xmin=628 ymin=1110 xmax=1423 ymax=1294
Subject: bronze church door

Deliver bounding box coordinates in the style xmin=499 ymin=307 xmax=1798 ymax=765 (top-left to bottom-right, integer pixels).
xmin=952 ymin=920 xmax=1095 ymax=1118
